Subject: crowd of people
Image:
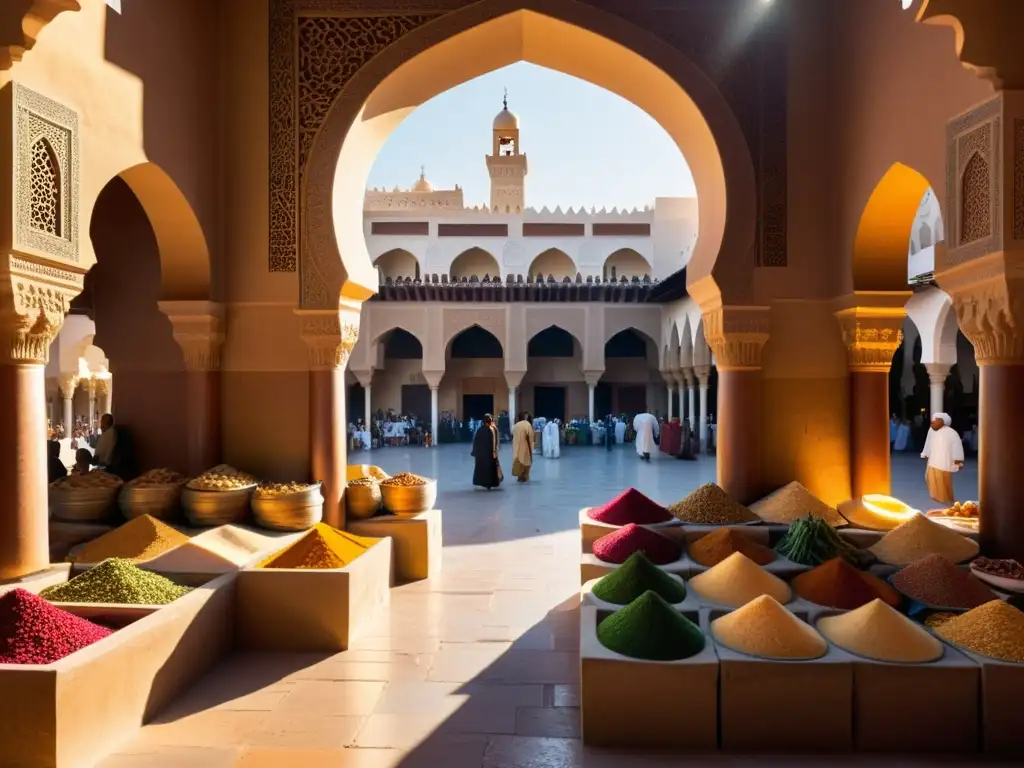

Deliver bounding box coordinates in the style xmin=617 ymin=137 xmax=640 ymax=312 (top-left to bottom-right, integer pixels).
xmin=45 ymin=413 xmax=136 ymax=483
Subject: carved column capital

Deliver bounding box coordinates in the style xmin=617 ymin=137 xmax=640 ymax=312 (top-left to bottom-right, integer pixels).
xmin=92 ymin=376 xmax=109 ymax=396
xmin=159 ymin=301 xmax=225 ymax=372
xmin=296 ymin=304 xmax=361 ymax=372
xmin=422 ymin=369 xmax=444 ymax=390
xmin=57 ymin=372 xmax=78 ymax=398
xmin=701 ymin=305 xmax=771 ymax=371
xmin=504 ymin=369 xmax=526 ymax=389
xmin=583 ymin=371 xmax=604 ymax=388
xmin=925 ymin=362 xmax=953 ymax=385
xmin=0 ymin=255 xmax=82 ymax=364
xmin=693 ymin=364 xmax=711 ymax=385
xmin=835 ymin=306 xmax=905 ymax=372
xmin=351 ymin=369 xmax=374 ymax=389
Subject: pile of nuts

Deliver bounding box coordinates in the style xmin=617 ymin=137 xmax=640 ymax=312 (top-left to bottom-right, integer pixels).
xmin=254 ymin=481 xmax=317 ymax=498
xmin=380 ymin=472 xmax=429 ymax=487
xmin=127 ymin=468 xmax=186 ymax=488
xmin=348 ymin=476 xmax=378 ymax=488
xmin=943 ymin=501 xmax=979 ymax=518
xmin=973 ymin=557 xmax=1024 ymax=581
xmin=51 ymin=470 xmax=122 ymax=490
xmin=187 ymin=464 xmax=257 ymax=492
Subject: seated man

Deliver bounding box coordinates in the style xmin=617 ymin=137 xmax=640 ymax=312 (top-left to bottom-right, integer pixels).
xmin=72 ymin=448 xmax=93 ymax=475
xmin=47 ymin=440 xmax=67 ymax=483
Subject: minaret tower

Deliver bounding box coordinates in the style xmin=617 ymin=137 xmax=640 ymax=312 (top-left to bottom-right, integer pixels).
xmin=486 ymin=89 xmax=528 ymax=212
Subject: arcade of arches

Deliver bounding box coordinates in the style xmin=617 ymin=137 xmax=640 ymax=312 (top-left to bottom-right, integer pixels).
xmin=3 ymin=3 xmax=1024 ymax=576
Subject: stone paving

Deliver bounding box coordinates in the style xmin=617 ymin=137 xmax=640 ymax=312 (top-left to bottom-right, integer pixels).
xmin=100 ymin=445 xmax=984 ymax=768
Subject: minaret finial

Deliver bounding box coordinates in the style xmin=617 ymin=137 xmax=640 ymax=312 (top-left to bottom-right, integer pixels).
xmin=420 ymin=164 xmax=426 ymax=179
xmin=503 ymin=87 xmax=508 ymax=110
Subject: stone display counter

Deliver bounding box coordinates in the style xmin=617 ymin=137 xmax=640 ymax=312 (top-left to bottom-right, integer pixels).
xmin=348 ymin=508 xmax=442 ymax=583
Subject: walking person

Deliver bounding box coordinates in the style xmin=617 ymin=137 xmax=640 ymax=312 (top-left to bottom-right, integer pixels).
xmin=471 ymin=414 xmax=502 ymax=490
xmin=633 ymin=411 xmax=659 ymax=462
xmin=921 ymin=412 xmax=964 ymax=504
xmin=512 ymin=412 xmax=535 ymax=482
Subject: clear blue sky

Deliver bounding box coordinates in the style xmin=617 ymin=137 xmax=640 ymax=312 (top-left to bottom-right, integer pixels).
xmin=367 ymin=63 xmax=695 ymax=211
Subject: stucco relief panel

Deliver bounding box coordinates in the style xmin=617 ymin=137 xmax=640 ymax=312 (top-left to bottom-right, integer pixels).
xmin=502 ymin=241 xmax=526 ymax=271
xmin=1014 ymin=119 xmax=1024 ymax=240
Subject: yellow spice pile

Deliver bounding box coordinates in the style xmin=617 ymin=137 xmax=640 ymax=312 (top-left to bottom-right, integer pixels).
xmin=749 ymin=482 xmax=845 ymax=527
xmin=712 ymin=595 xmax=827 ymax=660
xmin=74 ymin=515 xmax=190 ymax=564
xmin=935 ymin=600 xmax=1024 ymax=663
xmin=869 ymin=513 xmax=979 ymax=565
xmin=688 ymin=551 xmax=791 ymax=608
xmin=261 ymin=523 xmax=379 ymax=569
xmin=817 ymin=599 xmax=943 ymax=663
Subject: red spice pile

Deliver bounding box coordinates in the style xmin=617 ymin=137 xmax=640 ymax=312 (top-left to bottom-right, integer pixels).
xmin=593 ymin=523 xmax=682 ymax=565
xmin=0 ymin=588 xmax=113 ymax=665
xmin=891 ymin=554 xmax=995 ymax=609
xmin=587 ymin=488 xmax=672 ymax=526
xmin=792 ymin=557 xmax=900 ymax=610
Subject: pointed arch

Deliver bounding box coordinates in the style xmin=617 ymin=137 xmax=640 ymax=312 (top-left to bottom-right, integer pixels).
xmin=374 ymin=248 xmax=420 ymax=282
xmin=527 ymin=249 xmax=577 ymax=281
xmin=602 ymin=248 xmax=652 ymax=281
xmin=450 ymin=247 xmax=500 ymax=281
xmin=528 ymin=325 xmax=580 ymax=358
xmin=448 ymin=324 xmax=504 ymax=358
xmin=959 ymin=152 xmax=990 ymax=245
xmin=29 ymin=138 xmax=62 ymax=236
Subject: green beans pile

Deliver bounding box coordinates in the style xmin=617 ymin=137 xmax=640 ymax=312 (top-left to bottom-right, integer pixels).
xmin=775 ymin=515 xmax=870 ymax=567
xmin=41 ymin=558 xmax=193 ymax=605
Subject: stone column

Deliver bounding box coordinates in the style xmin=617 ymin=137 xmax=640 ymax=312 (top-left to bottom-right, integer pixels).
xmin=423 ymin=370 xmax=445 ymax=446
xmin=83 ymin=377 xmax=96 ymax=428
xmin=687 ymin=377 xmax=697 ymax=430
xmin=702 ymin=306 xmax=771 ymax=504
xmin=58 ymin=372 xmax=78 ymax=431
xmin=508 ymin=387 xmax=517 ymax=421
xmin=505 ymin=369 xmax=525 ymax=421
xmin=159 ymin=302 xmax=226 ymax=478
xmin=695 ymin=364 xmax=711 ymax=448
xmin=663 ymin=373 xmax=675 ymax=421
xmin=298 ymin=305 xmax=361 ymax=528
xmin=351 ymin=370 xmax=374 ymax=432
xmin=925 ymin=363 xmax=952 ymax=417
xmin=101 ymin=376 xmax=112 ymax=415
xmin=584 ymin=371 xmax=603 ymax=422
xmin=836 ymin=304 xmax=906 ymax=499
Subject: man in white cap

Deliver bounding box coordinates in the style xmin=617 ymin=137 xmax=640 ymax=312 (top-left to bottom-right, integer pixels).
xmin=921 ymin=412 xmax=964 ymax=504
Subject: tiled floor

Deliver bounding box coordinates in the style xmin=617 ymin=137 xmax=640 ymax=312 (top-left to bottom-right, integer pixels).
xmin=100 ymin=445 xmax=984 ymax=768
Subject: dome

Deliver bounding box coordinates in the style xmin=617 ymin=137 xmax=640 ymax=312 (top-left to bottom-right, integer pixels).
xmin=412 ymin=167 xmax=433 ymax=193
xmin=493 ymin=107 xmax=519 ymax=131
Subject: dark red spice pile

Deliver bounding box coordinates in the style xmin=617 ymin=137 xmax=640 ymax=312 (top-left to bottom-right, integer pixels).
xmin=588 ymin=488 xmax=672 ymax=526
xmin=0 ymin=588 xmax=113 ymax=665
xmin=593 ymin=523 xmax=682 ymax=565
xmin=891 ymin=554 xmax=996 ymax=609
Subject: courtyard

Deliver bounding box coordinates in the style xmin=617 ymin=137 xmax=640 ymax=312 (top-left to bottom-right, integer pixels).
xmin=97 ymin=446 xmax=980 ymax=768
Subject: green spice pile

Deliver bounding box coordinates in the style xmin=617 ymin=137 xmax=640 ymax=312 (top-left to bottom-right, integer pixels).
xmin=597 ymin=591 xmax=705 ymax=661
xmin=775 ymin=515 xmax=870 ymax=567
xmin=591 ymin=551 xmax=687 ymax=606
xmin=41 ymin=558 xmax=193 ymax=605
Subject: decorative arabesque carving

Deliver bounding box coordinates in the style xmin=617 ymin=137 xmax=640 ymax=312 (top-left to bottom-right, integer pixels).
xmin=960 ymin=151 xmax=991 ymax=245
xmin=939 ymin=252 xmax=1024 ymax=365
xmin=29 ymin=139 xmax=61 ymax=236
xmin=1013 ymin=119 xmax=1024 ymax=240
xmin=945 ymin=98 xmax=1001 ymax=267
xmin=268 ymin=1 xmax=439 ymax=272
xmin=701 ymin=306 xmax=770 ymax=371
xmin=835 ymin=309 xmax=905 ymax=372
xmin=298 ymin=310 xmax=361 ymax=370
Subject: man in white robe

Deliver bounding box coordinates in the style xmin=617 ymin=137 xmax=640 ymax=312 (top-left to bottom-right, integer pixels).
xmin=542 ymin=419 xmax=561 ymax=459
xmin=614 ymin=418 xmax=626 ymax=444
xmin=633 ymin=412 xmax=659 ymax=462
xmin=921 ymin=412 xmax=964 ymax=504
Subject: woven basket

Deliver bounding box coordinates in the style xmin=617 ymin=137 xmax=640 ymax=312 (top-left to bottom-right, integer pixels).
xmin=118 ymin=483 xmax=184 ymax=521
xmin=50 ymin=485 xmax=121 ymax=523
xmin=381 ymin=479 xmax=437 ymax=517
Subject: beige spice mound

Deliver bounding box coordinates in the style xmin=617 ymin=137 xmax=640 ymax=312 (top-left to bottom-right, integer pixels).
xmin=143 ymin=525 xmax=298 ymax=573
xmin=935 ymin=600 xmax=1024 ymax=663
xmin=817 ymin=599 xmax=943 ymax=663
xmin=712 ymin=595 xmax=827 ymax=660
xmin=668 ymin=483 xmax=759 ymax=525
xmin=750 ymin=482 xmax=846 ymax=527
xmin=689 ymin=551 xmax=791 ymax=608
xmin=869 ymin=514 xmax=979 ymax=565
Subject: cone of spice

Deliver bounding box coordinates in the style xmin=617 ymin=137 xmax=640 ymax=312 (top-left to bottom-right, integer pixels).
xmin=934 ymin=600 xmax=1024 ymax=663
xmin=74 ymin=515 xmax=190 ymax=564
xmin=587 ymin=488 xmax=672 ymax=526
xmin=0 ymin=588 xmax=114 ymax=665
xmin=890 ymin=553 xmax=995 ymax=609
xmin=689 ymin=528 xmax=775 ymax=568
xmin=689 ymin=551 xmax=791 ymax=608
xmin=750 ymin=482 xmax=845 ymax=527
xmin=41 ymin=558 xmax=193 ymax=605
xmin=711 ymin=595 xmax=827 ymax=660
xmin=597 ymin=591 xmax=705 ymax=661
xmin=667 ymin=484 xmax=759 ymax=525
xmin=261 ymin=523 xmax=379 ymax=569
xmin=591 ymin=552 xmax=687 ymax=605
xmin=817 ymin=599 xmax=943 ymax=663
xmin=592 ymin=523 xmax=682 ymax=566
xmin=792 ymin=557 xmax=900 ymax=610
xmin=869 ymin=514 xmax=979 ymax=566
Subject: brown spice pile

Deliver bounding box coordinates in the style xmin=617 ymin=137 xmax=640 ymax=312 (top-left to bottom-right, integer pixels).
xmin=689 ymin=528 xmax=775 ymax=568
xmin=791 ymin=557 xmax=900 ymax=610
xmin=935 ymin=600 xmax=1024 ymax=663
xmin=890 ymin=554 xmax=995 ymax=609
xmin=869 ymin=514 xmax=979 ymax=565
xmin=749 ymin=482 xmax=845 ymax=527
xmin=667 ymin=484 xmax=759 ymax=525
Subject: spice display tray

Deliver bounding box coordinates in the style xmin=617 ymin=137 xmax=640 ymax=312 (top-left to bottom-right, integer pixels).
xmin=348 ymin=508 xmax=441 ymax=582
xmin=140 ymin=525 xmax=306 ymax=577
xmin=580 ymin=604 xmax=718 ymax=750
xmin=235 ymin=537 xmax=392 ymax=652
xmin=580 ymin=576 xmax=698 ymax=614
xmin=579 ymin=552 xmax=688 ymax=586
xmin=0 ymin=563 xmax=72 ymax=598
xmin=578 ymin=507 xmax=680 ymax=554
xmin=0 ymin=571 xmax=235 ymax=768
xmin=708 ymin=609 xmax=854 ymax=753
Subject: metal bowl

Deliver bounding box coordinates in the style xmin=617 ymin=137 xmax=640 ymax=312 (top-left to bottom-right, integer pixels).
xmin=251 ymin=484 xmax=324 ymax=532
xmin=380 ymin=479 xmax=437 ymax=517
xmin=181 ymin=484 xmax=255 ymax=527
xmin=50 ymin=485 xmax=122 ymax=523
xmin=118 ymin=483 xmax=184 ymax=521
xmin=346 ymin=482 xmax=383 ymax=521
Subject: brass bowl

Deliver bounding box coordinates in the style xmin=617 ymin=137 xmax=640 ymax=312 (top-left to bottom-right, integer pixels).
xmin=346 ymin=482 xmax=383 ymax=521
xmin=380 ymin=479 xmax=437 ymax=517
xmin=251 ymin=483 xmax=324 ymax=532
xmin=181 ymin=484 xmax=255 ymax=527
xmin=50 ymin=485 xmax=122 ymax=523
xmin=118 ymin=483 xmax=184 ymax=521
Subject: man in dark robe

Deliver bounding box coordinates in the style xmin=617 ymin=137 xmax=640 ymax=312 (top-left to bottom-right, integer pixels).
xmin=675 ymin=418 xmax=697 ymax=461
xmin=471 ymin=414 xmax=502 ymax=490
xmin=497 ymin=410 xmax=511 ymax=442
xmin=47 ymin=440 xmax=67 ymax=483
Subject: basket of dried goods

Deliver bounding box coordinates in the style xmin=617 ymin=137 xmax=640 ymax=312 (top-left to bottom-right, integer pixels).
xmin=926 ymin=500 xmax=980 ymax=534
xmin=970 ymin=557 xmax=1024 ymax=595
xmin=181 ymin=464 xmax=258 ymax=526
xmin=251 ymin=481 xmax=324 ymax=532
xmin=118 ymin=468 xmax=187 ymax=521
xmin=50 ymin=471 xmax=123 ymax=523
xmin=346 ymin=476 xmax=383 ymax=520
xmin=346 ymin=464 xmax=390 ymax=482
xmin=380 ymin=472 xmax=436 ymax=517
